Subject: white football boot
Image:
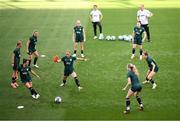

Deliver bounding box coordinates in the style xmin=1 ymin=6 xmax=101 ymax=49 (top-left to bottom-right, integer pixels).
xmin=152 ymin=83 xmax=157 ymax=89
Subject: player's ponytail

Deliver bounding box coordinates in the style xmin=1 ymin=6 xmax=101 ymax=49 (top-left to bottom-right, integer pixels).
xmin=127 ymin=63 xmax=139 ymax=76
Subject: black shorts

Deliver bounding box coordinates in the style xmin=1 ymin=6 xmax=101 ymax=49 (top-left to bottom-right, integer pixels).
xmin=133 ymin=38 xmax=142 ymax=45
xmin=28 ymin=48 xmax=36 ymax=55
xmin=150 ymin=66 xmax=159 ymax=73
xmin=64 ymin=70 xmax=73 ymax=76
xmin=13 ymin=59 xmax=20 ymax=71
xmin=75 ymin=39 xmax=84 ymax=43
xmin=131 ymin=86 xmax=142 ymax=92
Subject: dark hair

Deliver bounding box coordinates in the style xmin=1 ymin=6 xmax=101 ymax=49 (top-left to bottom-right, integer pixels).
xmin=23 ymin=59 xmax=28 ymax=64
xmin=143 ymin=51 xmax=148 ymax=56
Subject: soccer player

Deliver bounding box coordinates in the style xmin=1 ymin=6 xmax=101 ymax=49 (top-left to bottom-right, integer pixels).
xmin=90 ymin=5 xmax=104 ymax=39
xmin=122 ymin=63 xmax=144 ymax=114
xmin=18 ymin=59 xmax=40 ymax=99
xmin=11 ymin=40 xmax=22 ymax=88
xmin=142 ymin=51 xmax=158 ymax=89
xmin=56 ymin=51 xmax=83 ymax=91
xmin=26 ymin=31 xmax=40 ymax=68
xmin=72 ymin=20 xmax=86 ymax=58
xmin=137 ymin=4 xmax=153 ymax=42
xmin=131 ymin=21 xmax=147 ymax=60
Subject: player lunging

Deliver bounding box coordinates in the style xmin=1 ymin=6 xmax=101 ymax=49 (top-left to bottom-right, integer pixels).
xmin=143 ymin=51 xmax=158 ymax=89
xmin=131 ymin=21 xmax=147 ymax=60
xmin=55 ymin=51 xmax=83 ymax=91
xmin=11 ymin=40 xmax=22 ymax=88
xmin=122 ymin=63 xmax=144 ymax=114
xmin=72 ymin=20 xmax=86 ymax=58
xmin=18 ymin=59 xmax=40 ymax=99
xmin=26 ymin=31 xmax=40 ymax=68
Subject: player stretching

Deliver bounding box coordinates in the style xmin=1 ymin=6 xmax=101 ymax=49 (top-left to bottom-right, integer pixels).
xmin=131 ymin=21 xmax=146 ymax=60
xmin=122 ymin=63 xmax=144 ymax=114
xmin=18 ymin=59 xmax=40 ymax=99
xmin=143 ymin=52 xmax=158 ymax=89
xmin=54 ymin=51 xmax=83 ymax=91
xmin=26 ymin=31 xmax=40 ymax=68
xmin=11 ymin=40 xmax=22 ymax=88
xmin=72 ymin=20 xmax=86 ymax=58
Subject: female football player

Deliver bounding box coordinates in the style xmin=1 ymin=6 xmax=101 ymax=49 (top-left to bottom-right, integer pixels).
xmin=72 ymin=20 xmax=86 ymax=58
xmin=131 ymin=21 xmax=147 ymax=60
xmin=18 ymin=59 xmax=40 ymax=99
xmin=11 ymin=40 xmax=22 ymax=88
xmin=55 ymin=50 xmax=84 ymax=91
xmin=122 ymin=63 xmax=144 ymax=114
xmin=26 ymin=31 xmax=40 ymax=68
xmin=142 ymin=51 xmax=158 ymax=89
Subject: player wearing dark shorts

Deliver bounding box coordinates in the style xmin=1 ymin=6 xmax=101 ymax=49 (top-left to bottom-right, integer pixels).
xmin=11 ymin=40 xmax=22 ymax=88
xmin=122 ymin=63 xmax=144 ymax=114
xmin=143 ymin=51 xmax=159 ymax=89
xmin=131 ymin=21 xmax=146 ymax=60
xmin=18 ymin=59 xmax=40 ymax=99
xmin=56 ymin=51 xmax=83 ymax=91
xmin=73 ymin=20 xmax=86 ymax=58
xmin=26 ymin=31 xmax=40 ymax=68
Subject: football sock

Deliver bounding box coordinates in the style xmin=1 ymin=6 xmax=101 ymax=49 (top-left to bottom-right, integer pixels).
xmin=74 ymin=77 xmax=80 ymax=87
xmin=140 ymin=49 xmax=143 ymax=55
xmin=136 ymin=96 xmax=142 ymax=105
xmin=29 ymin=87 xmax=37 ymax=95
xmin=132 ymin=48 xmax=135 ymax=54
xmin=126 ymin=98 xmax=130 ymax=110
xmin=81 ymin=50 xmax=84 ymax=54
xmin=150 ymin=79 xmax=155 ymax=84
xmin=12 ymin=77 xmax=16 ymax=83
xmin=63 ymin=80 xmax=66 ymax=84
xmin=34 ymin=57 xmax=38 ymax=65
xmin=28 ymin=60 xmax=31 ymax=66
xmin=74 ymin=50 xmax=77 ymax=54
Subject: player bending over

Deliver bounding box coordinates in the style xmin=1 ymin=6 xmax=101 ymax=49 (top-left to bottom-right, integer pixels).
xmin=131 ymin=21 xmax=146 ymax=60
xmin=11 ymin=40 xmax=22 ymax=88
xmin=122 ymin=63 xmax=144 ymax=114
xmin=26 ymin=31 xmax=40 ymax=68
xmin=72 ymin=20 xmax=86 ymax=58
xmin=142 ymin=51 xmax=158 ymax=89
xmin=55 ymin=51 xmax=83 ymax=91
xmin=18 ymin=59 xmax=40 ymax=99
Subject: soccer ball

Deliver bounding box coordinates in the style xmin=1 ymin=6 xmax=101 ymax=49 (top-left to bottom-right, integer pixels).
xmin=111 ymin=36 xmax=116 ymax=41
xmin=54 ymin=96 xmax=62 ymax=104
xmin=118 ymin=35 xmax=124 ymax=40
xmin=106 ymin=35 xmax=111 ymax=40
xmin=98 ymin=33 xmax=104 ymax=40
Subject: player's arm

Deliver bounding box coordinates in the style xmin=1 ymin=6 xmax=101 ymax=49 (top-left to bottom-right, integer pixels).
xmin=83 ymin=28 xmax=86 ymax=42
xmin=11 ymin=53 xmax=15 ymax=66
xmin=131 ymin=31 xmax=135 ymax=43
xmin=148 ymin=11 xmax=153 ymax=18
xmin=151 ymin=62 xmax=156 ymax=72
xmin=26 ymin=40 xmax=30 ymax=53
xmin=122 ymin=78 xmax=131 ymax=91
xmin=89 ymin=13 xmax=93 ymax=21
xmin=100 ymin=11 xmax=103 ymax=21
xmin=31 ymin=70 xmax=40 ymax=78
xmin=142 ymin=31 xmax=147 ymax=42
xmin=72 ymin=29 xmax=75 ymax=42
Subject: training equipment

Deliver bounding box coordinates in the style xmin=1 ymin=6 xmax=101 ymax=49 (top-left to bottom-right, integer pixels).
xmin=118 ymin=35 xmax=132 ymax=42
xmin=111 ymin=36 xmax=116 ymax=41
xmin=54 ymin=96 xmax=62 ymax=103
xmin=106 ymin=35 xmax=111 ymax=40
xmin=98 ymin=33 xmax=104 ymax=40
xmin=53 ymin=55 xmax=59 ymax=63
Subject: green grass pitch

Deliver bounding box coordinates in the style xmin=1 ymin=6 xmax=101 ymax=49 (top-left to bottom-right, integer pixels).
xmin=0 ymin=0 xmax=180 ymax=120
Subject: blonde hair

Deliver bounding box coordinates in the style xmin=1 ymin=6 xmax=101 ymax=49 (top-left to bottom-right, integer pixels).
xmin=127 ymin=63 xmax=139 ymax=76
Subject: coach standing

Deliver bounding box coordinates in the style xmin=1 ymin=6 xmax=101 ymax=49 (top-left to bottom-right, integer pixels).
xmin=90 ymin=5 xmax=104 ymax=40
xmin=137 ymin=5 xmax=153 ymax=42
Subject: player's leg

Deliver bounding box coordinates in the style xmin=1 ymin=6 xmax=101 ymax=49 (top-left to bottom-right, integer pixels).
xmin=139 ymin=45 xmax=143 ymax=60
xmin=147 ymin=71 xmax=157 ymax=89
xmin=97 ymin=22 xmax=103 ymax=38
xmin=60 ymin=75 xmax=68 ymax=87
xmin=73 ymin=42 xmax=78 ymax=57
xmin=124 ymin=89 xmax=134 ymax=114
xmin=92 ymin=22 xmax=97 ymax=39
xmin=80 ymin=42 xmax=84 ymax=57
xmin=131 ymin=44 xmax=137 ymax=59
xmin=71 ymin=71 xmax=83 ymax=90
xmin=33 ymin=51 xmax=39 ymax=68
xmin=28 ymin=53 xmax=33 ymax=66
xmin=11 ymin=70 xmax=17 ymax=88
xmin=25 ymin=82 xmax=38 ymax=99
xmin=134 ymin=91 xmax=144 ymax=111
xmin=145 ymin=25 xmax=150 ymax=41
xmin=143 ymin=70 xmax=151 ymax=84
xmin=14 ymin=71 xmax=19 ymax=87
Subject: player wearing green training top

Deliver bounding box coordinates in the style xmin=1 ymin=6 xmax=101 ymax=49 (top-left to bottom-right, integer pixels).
xmin=18 ymin=59 xmax=40 ymax=99
xmin=143 ymin=51 xmax=158 ymax=89
xmin=11 ymin=40 xmax=22 ymax=88
xmin=26 ymin=31 xmax=40 ymax=68
xmin=72 ymin=20 xmax=86 ymax=58
xmin=122 ymin=63 xmax=144 ymax=114
xmin=57 ymin=51 xmax=83 ymax=91
xmin=131 ymin=21 xmax=147 ymax=60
